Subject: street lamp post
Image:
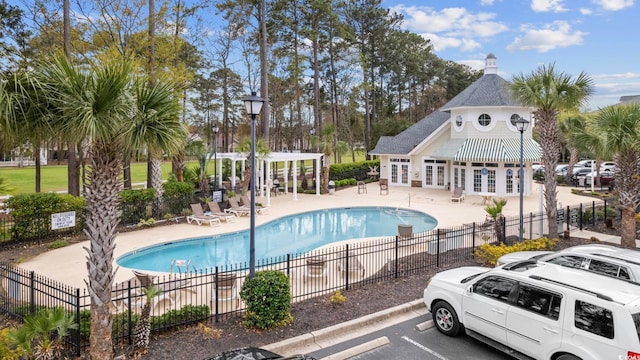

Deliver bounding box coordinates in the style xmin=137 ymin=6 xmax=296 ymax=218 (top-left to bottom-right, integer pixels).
xmin=243 ymin=92 xmax=265 ymax=278
xmin=212 ymin=123 xmax=219 ymax=191
xmin=515 ymin=116 xmax=530 ymax=242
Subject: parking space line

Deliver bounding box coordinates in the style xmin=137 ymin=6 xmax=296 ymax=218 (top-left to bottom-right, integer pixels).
xmin=401 ymin=336 xmax=448 ymax=360
xmin=320 ymin=336 xmax=390 ymax=360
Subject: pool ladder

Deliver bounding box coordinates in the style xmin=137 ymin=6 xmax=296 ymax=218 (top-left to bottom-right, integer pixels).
xmin=170 ymin=259 xmax=196 ymax=274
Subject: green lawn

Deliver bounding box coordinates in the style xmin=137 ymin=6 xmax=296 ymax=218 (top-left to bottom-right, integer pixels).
xmin=0 ymin=151 xmax=368 ymax=195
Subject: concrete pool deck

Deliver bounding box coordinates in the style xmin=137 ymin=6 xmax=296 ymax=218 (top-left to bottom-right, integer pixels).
xmin=20 ymin=184 xmax=591 ymax=289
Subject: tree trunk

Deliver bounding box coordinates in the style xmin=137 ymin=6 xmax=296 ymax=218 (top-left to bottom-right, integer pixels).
xmin=35 ymin=145 xmax=41 ymax=193
xmin=85 ymin=143 xmax=122 ymax=360
xmin=620 ymin=207 xmax=637 ymax=248
xmin=123 ymin=152 xmax=132 ymax=189
xmin=68 ymin=143 xmax=80 ymax=196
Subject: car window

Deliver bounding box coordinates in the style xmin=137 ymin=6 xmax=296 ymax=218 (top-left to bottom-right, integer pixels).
xmin=574 ymin=300 xmax=614 ymax=339
xmin=633 ymin=312 xmax=640 ymax=343
xmin=473 ymin=276 xmax=516 ymax=302
xmin=587 ymin=259 xmax=629 ymax=279
xmin=545 ymin=255 xmax=585 ymax=269
xmin=515 ymin=283 xmax=562 ymax=320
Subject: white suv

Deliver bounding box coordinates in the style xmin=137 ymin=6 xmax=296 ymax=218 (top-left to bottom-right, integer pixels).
xmin=423 ymin=261 xmax=640 ymax=360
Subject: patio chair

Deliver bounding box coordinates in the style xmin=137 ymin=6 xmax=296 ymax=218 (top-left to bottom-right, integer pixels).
xmin=337 ymin=251 xmax=365 ymax=279
xmin=450 ymin=187 xmax=465 ymax=203
xmin=211 ymin=272 xmax=239 ymax=307
xmin=240 ymin=194 xmax=268 ymax=214
xmin=187 ymin=203 xmax=222 ymax=226
xmin=303 ymin=255 xmax=328 ymax=284
xmin=207 ymin=201 xmax=236 ymax=223
xmin=226 ymin=197 xmax=251 ymax=217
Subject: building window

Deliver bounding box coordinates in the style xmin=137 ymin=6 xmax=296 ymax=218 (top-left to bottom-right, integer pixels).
xmin=454 ymin=168 xmax=459 ymax=188
xmin=455 ymin=115 xmax=463 ymax=127
xmin=425 ymin=165 xmax=433 ymax=186
xmin=461 ymin=169 xmax=466 ymax=190
xmin=474 ymin=170 xmax=482 ymax=192
xmin=437 ymin=166 xmax=445 ymax=186
xmin=506 ymin=172 xmax=513 ymax=193
xmin=478 ymin=113 xmax=491 ymax=127
xmin=510 ymin=114 xmax=521 ymax=126
xmin=488 ymin=170 xmax=496 ymax=192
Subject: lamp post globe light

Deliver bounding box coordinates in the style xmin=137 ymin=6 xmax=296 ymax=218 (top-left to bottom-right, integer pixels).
xmin=515 ymin=116 xmax=530 ymax=243
xmin=243 ymin=91 xmax=265 ymax=278
xmin=212 ymin=123 xmax=219 ymax=191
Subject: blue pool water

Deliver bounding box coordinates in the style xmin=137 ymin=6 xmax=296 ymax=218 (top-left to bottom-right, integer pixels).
xmin=116 ymin=206 xmax=437 ymax=272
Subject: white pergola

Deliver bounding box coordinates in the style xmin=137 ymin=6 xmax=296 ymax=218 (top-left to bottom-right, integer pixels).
xmin=208 ymin=152 xmax=324 ymax=206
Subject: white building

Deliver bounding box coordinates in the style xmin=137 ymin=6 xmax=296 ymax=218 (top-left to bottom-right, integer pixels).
xmin=370 ymin=54 xmax=541 ymax=197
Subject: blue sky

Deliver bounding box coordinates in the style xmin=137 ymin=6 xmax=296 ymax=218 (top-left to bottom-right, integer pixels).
xmin=384 ymin=0 xmax=638 ymax=110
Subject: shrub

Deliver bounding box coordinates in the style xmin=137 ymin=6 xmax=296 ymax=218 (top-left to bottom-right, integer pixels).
xmin=119 ymin=189 xmax=155 ymax=225
xmin=240 ymin=270 xmax=292 ymax=330
xmin=0 ymin=328 xmax=21 ymax=359
xmin=329 ymin=160 xmax=380 ymax=182
xmin=7 ymin=193 xmax=85 ymax=241
xmin=151 ymin=305 xmax=210 ymax=329
xmin=330 ymin=290 xmax=346 ymax=305
xmin=474 ymin=237 xmax=558 ymax=266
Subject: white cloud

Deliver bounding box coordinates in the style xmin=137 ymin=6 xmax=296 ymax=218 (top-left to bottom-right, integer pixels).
xmin=531 ymin=0 xmax=567 ymax=12
xmin=399 ymin=6 xmax=508 ymax=37
xmin=457 ymin=59 xmax=485 ymax=70
xmin=580 ymin=8 xmax=593 ymax=14
xmin=591 ymin=72 xmax=640 ymax=80
xmin=592 ymin=0 xmax=634 ymax=11
xmin=506 ymin=21 xmax=587 ymax=52
xmin=480 ymin=0 xmax=495 ymax=5
xmin=420 ymin=33 xmax=481 ymax=52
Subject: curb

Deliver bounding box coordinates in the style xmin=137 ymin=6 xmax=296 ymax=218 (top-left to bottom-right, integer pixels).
xmin=264 ymin=299 xmax=425 ymax=355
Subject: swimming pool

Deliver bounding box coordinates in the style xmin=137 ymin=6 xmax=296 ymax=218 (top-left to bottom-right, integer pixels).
xmin=116 ymin=206 xmax=437 ymax=272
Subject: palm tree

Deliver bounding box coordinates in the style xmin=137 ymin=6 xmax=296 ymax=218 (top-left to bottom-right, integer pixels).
xmin=485 ymin=198 xmax=507 ymax=244
xmin=310 ymin=124 xmax=349 ymax=192
xmin=510 ymin=64 xmax=593 ymax=239
xmin=8 ymin=307 xmax=77 ymax=360
xmin=130 ymin=77 xmax=186 ymax=210
xmin=32 ymin=55 xmax=186 ymax=360
xmin=559 ymin=113 xmax=589 ymax=184
xmin=131 ymin=285 xmax=162 ymax=357
xmin=580 ymin=104 xmax=640 ymax=248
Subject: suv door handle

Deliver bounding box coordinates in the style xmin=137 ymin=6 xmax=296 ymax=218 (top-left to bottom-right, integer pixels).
xmin=491 ymin=308 xmax=505 ymax=315
xmin=543 ymin=326 xmax=559 ymax=334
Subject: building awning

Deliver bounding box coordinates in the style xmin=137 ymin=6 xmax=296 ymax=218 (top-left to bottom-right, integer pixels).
xmin=431 ymin=138 xmax=541 ymax=162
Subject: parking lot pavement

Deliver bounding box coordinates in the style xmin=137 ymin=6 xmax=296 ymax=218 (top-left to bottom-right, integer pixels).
xmin=307 ymin=314 xmax=513 ymax=360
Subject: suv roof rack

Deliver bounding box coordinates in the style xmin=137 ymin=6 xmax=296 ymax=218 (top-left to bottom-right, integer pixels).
xmin=503 ymin=259 xmax=539 ymax=271
xmin=529 ymin=275 xmax=614 ymax=302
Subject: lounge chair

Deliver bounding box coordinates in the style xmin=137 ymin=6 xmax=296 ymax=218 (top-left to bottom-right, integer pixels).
xmin=303 ymin=255 xmax=328 ymax=284
xmin=187 ymin=203 xmax=222 ymax=226
xmin=337 ymin=251 xmax=365 ymax=279
xmin=226 ymin=197 xmax=251 ymax=216
xmin=450 ymin=187 xmax=465 ymax=203
xmin=207 ymin=201 xmax=236 ymax=223
xmin=211 ymin=272 xmax=239 ymax=307
xmin=240 ymin=194 xmax=268 ymax=214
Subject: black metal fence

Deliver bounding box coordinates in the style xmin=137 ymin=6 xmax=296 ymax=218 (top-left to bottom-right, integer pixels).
xmin=0 ymin=198 xmax=616 ymax=356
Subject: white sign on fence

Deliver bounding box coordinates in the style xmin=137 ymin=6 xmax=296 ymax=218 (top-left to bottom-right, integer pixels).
xmin=51 ymin=211 xmax=76 ymax=230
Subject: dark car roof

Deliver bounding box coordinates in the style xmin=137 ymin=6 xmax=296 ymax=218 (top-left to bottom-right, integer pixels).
xmin=204 ymin=347 xmax=317 ymax=360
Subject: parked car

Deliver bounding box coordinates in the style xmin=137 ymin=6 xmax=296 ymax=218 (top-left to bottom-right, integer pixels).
xmin=584 ymin=170 xmax=615 ymax=186
xmin=571 ymin=167 xmax=593 ymax=185
xmin=423 ymin=261 xmax=640 ymax=360
xmin=555 ymin=164 xmax=569 ymax=176
xmin=575 ymin=159 xmax=595 ymax=168
xmin=204 ymin=347 xmax=317 ymax=360
xmin=494 ymin=244 xmax=640 ymax=281
xmin=601 ymin=161 xmax=617 ymax=172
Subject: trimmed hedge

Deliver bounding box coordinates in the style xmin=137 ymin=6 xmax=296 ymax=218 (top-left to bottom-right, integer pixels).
xmin=329 ymin=160 xmax=380 ymax=182
xmin=6 ymin=193 xmax=85 ymax=241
